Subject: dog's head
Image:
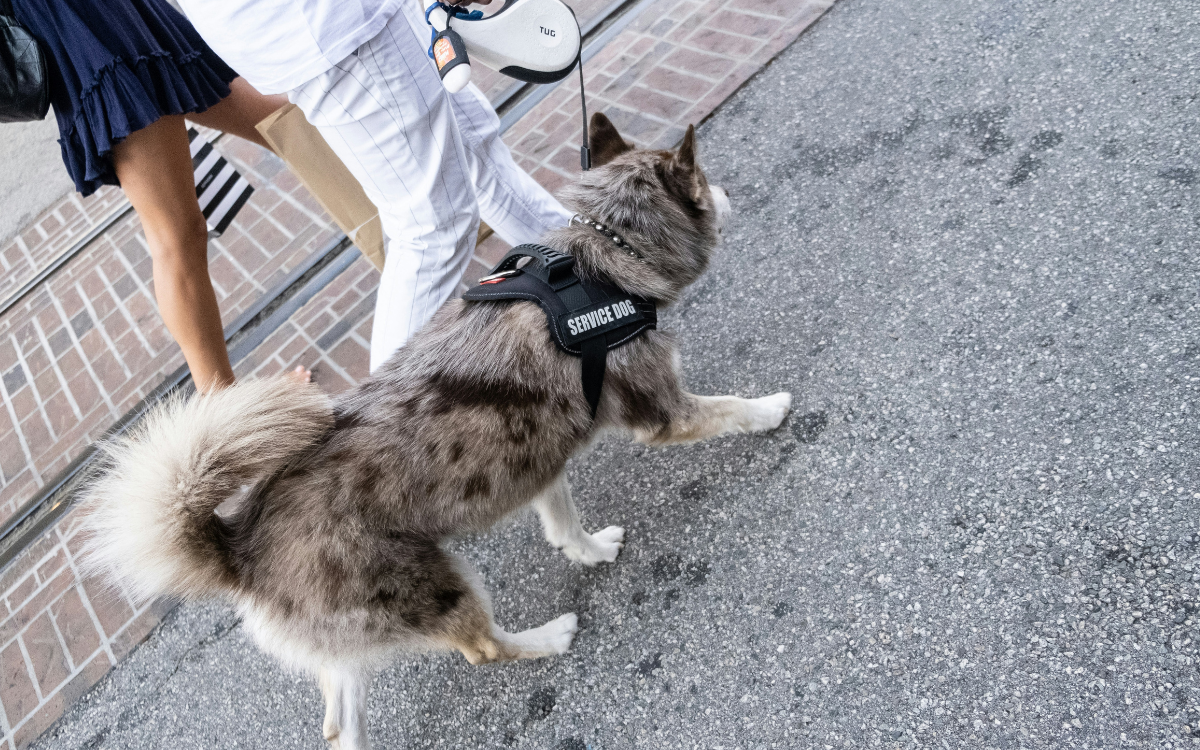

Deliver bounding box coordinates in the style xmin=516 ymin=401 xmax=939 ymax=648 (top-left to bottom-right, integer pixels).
xmin=556 ymin=113 xmax=730 ymax=303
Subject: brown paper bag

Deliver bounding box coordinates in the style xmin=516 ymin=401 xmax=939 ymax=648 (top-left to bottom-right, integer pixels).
xmin=256 ymin=104 xmax=492 ymax=273
xmin=256 ymin=104 xmax=386 ymax=270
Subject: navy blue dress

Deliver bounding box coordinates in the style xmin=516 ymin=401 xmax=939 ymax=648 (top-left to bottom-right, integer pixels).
xmin=12 ymin=0 xmax=238 ymax=196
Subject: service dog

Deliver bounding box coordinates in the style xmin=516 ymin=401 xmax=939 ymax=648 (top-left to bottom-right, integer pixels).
xmin=80 ymin=113 xmax=792 ymax=749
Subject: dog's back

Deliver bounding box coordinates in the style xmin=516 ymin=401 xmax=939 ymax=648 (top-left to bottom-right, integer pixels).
xmin=218 ymin=296 xmax=676 ymax=655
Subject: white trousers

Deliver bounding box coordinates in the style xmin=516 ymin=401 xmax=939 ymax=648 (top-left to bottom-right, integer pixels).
xmin=289 ymin=4 xmax=573 ymax=371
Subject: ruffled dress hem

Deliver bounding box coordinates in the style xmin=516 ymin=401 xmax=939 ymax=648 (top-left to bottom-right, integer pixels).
xmin=60 ymin=50 xmax=235 ymax=196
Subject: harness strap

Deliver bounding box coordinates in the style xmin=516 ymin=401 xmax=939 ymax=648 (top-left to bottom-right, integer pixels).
xmin=462 ymin=244 xmax=656 ymax=418
xmin=580 ymin=337 xmax=606 ymax=416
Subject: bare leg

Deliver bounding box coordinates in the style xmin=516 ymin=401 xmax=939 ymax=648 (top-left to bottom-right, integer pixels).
xmin=114 ymin=81 xmax=313 ymax=389
xmin=193 ymin=80 xmax=314 ymax=385
xmin=638 ymin=392 xmax=792 ymax=446
xmin=191 ymin=79 xmax=312 ymax=386
xmin=532 ymin=475 xmax=625 ymax=565
xmin=187 ymin=77 xmax=287 ymax=149
xmin=113 ymin=116 xmax=234 ymax=391
xmin=318 ymin=666 xmax=372 ymax=750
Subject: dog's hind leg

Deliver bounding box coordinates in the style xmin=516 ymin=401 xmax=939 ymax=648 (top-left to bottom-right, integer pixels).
xmin=638 ymin=392 xmax=792 ymax=446
xmin=532 ymin=474 xmax=624 ymax=565
xmin=318 ymin=666 xmax=371 ymax=750
xmin=439 ymin=555 xmax=578 ymax=664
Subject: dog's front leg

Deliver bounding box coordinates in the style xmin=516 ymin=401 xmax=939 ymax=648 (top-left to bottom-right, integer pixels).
xmin=533 ymin=474 xmax=625 ymax=565
xmin=318 ymin=666 xmax=372 ymax=750
xmin=638 ymin=392 xmax=792 ymax=446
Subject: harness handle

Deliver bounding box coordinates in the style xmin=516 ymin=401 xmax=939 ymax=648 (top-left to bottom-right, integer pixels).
xmin=491 ymin=245 xmax=578 ymax=288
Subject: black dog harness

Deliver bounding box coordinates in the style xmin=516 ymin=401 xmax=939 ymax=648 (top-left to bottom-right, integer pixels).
xmin=462 ymin=244 xmax=656 ymax=418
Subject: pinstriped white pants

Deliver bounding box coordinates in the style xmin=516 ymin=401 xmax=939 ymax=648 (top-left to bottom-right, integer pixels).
xmin=288 ymin=3 xmax=573 ymax=372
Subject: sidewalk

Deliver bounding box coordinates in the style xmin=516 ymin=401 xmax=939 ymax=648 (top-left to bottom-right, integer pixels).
xmin=24 ymin=0 xmax=1200 ymax=743
xmin=0 ymin=0 xmax=835 ymax=745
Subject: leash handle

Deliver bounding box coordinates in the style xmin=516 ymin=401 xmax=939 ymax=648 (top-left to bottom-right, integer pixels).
xmin=424 ymin=1 xmax=481 ymax=92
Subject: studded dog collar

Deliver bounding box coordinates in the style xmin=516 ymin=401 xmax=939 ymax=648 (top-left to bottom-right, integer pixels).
xmin=571 ymin=215 xmax=646 ymax=261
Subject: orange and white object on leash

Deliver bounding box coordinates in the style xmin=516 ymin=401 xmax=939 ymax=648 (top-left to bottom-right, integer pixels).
xmin=425 ymin=0 xmax=582 ymax=94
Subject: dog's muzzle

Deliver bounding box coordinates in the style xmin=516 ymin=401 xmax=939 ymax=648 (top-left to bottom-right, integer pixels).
xmin=711 ymin=185 xmax=731 ymax=230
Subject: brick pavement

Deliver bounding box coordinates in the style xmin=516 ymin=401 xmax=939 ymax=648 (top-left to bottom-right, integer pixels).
xmin=0 ymin=0 xmax=835 ymax=745
xmin=0 ymin=136 xmax=343 ymax=532
xmin=0 ymin=191 xmax=126 ymax=310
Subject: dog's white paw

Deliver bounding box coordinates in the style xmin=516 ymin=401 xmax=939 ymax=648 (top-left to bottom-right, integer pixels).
xmin=748 ymin=392 xmax=792 ymax=432
xmin=542 ymin=613 xmax=579 ymax=655
xmin=505 ymin=612 xmax=579 ymax=658
xmin=591 ymin=525 xmax=627 ymax=562
xmin=564 ymin=526 xmax=625 ymax=566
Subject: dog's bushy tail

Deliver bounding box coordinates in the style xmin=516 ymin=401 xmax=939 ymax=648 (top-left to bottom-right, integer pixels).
xmin=80 ymin=377 xmax=333 ymax=602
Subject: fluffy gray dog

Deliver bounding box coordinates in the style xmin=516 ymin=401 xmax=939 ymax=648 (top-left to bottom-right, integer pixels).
xmin=80 ymin=114 xmax=791 ymax=749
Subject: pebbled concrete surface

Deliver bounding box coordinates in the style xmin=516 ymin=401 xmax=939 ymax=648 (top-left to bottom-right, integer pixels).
xmin=33 ymin=0 xmax=1200 ymax=747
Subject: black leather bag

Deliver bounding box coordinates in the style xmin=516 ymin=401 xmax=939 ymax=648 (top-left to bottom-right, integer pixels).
xmin=0 ymin=0 xmax=51 ymax=123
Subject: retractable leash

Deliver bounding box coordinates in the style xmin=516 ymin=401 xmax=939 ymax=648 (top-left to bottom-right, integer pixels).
xmin=424 ymin=0 xmax=591 ymax=168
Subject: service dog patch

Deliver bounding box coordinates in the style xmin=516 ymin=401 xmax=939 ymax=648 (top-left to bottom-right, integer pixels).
xmin=558 ymin=298 xmax=645 ymax=346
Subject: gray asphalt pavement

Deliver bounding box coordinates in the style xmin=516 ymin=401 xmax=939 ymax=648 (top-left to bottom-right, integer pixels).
xmin=33 ymin=0 xmax=1200 ymax=747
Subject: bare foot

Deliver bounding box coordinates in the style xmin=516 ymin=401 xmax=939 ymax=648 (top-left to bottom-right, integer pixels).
xmin=287 ymin=365 xmax=313 ymax=384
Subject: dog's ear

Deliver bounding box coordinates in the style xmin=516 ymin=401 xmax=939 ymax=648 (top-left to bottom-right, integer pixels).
xmin=589 ymin=112 xmax=633 ymax=167
xmin=675 ymin=124 xmax=697 ymax=172
xmin=665 ymin=124 xmax=706 ymax=200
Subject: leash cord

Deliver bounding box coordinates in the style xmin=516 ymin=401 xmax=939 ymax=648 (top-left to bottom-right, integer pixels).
xmin=579 ymin=52 xmax=591 ymax=171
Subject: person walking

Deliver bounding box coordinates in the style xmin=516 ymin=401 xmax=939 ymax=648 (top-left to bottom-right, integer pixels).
xmin=10 ymin=0 xmax=306 ymax=390
xmin=175 ymin=0 xmax=575 ymax=371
